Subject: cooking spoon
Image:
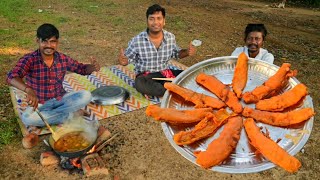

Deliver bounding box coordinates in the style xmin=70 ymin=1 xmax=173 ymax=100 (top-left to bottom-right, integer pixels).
xmin=35 ymin=109 xmax=58 ymax=141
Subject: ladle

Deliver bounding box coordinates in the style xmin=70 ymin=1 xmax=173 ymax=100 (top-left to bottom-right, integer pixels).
xmin=35 ymin=109 xmax=58 ymax=141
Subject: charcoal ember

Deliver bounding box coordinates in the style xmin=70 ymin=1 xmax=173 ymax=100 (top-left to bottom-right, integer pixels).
xmin=60 ymin=156 xmax=77 ymax=170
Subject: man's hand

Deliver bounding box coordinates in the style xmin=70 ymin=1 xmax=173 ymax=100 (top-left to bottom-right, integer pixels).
xmin=86 ymin=57 xmax=101 ymax=74
xmin=118 ymin=48 xmax=129 ymax=66
xmin=90 ymin=57 xmax=100 ymax=72
xmin=188 ymin=41 xmax=196 ymax=56
xmin=25 ymin=87 xmax=39 ymax=110
xmin=8 ymin=77 xmax=39 ymax=110
xmin=178 ymin=42 xmax=197 ymax=59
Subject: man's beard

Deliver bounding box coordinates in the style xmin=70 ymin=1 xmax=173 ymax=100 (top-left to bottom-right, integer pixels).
xmin=248 ymin=44 xmax=258 ymax=53
xmin=148 ymin=28 xmax=162 ymax=34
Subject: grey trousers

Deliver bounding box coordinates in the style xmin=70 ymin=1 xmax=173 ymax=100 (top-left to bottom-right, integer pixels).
xmin=134 ymin=70 xmax=183 ymax=97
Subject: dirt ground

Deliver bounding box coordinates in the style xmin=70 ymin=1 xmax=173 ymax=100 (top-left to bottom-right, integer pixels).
xmin=0 ymin=0 xmax=319 ymax=179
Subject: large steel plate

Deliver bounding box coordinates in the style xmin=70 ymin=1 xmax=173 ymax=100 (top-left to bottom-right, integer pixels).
xmin=160 ymin=56 xmax=314 ymax=173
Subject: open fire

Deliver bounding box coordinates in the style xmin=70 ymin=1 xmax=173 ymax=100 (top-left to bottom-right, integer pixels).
xmin=41 ymin=126 xmax=116 ymax=176
xmin=60 ymin=156 xmax=81 ymax=169
xmin=86 ymin=145 xmax=97 ymax=154
xmin=71 ymin=157 xmax=82 ymax=169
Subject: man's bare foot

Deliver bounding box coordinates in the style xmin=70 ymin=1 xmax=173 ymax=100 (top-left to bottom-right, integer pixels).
xmin=144 ymin=94 xmax=151 ymax=100
xmin=75 ymin=109 xmax=91 ymax=117
xmin=22 ymin=132 xmax=39 ymax=149
xmin=27 ymin=125 xmax=41 ymax=134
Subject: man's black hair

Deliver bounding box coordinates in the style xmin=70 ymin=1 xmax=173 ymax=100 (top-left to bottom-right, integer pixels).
xmin=36 ymin=23 xmax=59 ymax=40
xmin=146 ymin=4 xmax=165 ymax=18
xmin=244 ymin=24 xmax=268 ymax=41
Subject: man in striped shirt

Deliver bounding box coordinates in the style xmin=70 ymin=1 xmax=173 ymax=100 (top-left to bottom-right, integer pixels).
xmin=118 ymin=4 xmax=196 ymax=97
xmin=7 ymin=23 xmax=100 ymax=127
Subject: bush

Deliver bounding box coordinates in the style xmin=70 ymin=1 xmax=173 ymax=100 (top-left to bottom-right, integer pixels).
xmin=255 ymin=0 xmax=320 ymax=8
xmin=290 ymin=0 xmax=320 ymax=7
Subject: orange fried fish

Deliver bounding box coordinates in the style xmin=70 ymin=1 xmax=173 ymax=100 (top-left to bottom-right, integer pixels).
xmin=173 ymin=108 xmax=231 ymax=145
xmin=145 ymin=105 xmax=213 ymax=124
xmin=232 ymin=52 xmax=249 ymax=98
xmin=244 ymin=118 xmax=301 ymax=173
xmin=242 ymin=63 xmax=297 ymax=104
xmin=242 ymin=107 xmax=315 ymax=127
xmin=194 ymin=116 xmax=243 ymax=169
xmin=196 ymin=73 xmax=243 ymax=114
xmin=255 ymin=84 xmax=308 ymax=111
xmin=164 ymin=82 xmax=226 ymax=109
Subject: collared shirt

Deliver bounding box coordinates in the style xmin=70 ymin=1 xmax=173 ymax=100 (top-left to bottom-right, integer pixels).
xmin=124 ymin=29 xmax=181 ymax=74
xmin=231 ymin=46 xmax=274 ymax=64
xmin=7 ymin=49 xmax=88 ymax=103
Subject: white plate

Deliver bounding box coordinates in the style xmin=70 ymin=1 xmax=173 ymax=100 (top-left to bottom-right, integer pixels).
xmin=160 ymin=56 xmax=314 ymax=173
xmin=192 ymin=39 xmax=202 ymax=47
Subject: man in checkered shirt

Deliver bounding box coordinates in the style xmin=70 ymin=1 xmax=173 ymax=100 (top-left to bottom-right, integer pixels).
xmin=119 ymin=4 xmax=196 ymax=97
xmin=7 ymin=23 xmax=100 ymax=127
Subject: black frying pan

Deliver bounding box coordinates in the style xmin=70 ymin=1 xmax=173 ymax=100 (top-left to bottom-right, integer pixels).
xmin=48 ymin=131 xmax=97 ymax=158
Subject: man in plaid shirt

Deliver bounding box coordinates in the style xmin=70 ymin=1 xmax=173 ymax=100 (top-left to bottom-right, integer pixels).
xmin=7 ymin=23 xmax=100 ymax=127
xmin=118 ymin=4 xmax=196 ymax=97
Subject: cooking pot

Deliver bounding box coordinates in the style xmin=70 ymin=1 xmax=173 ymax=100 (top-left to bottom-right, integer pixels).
xmin=48 ymin=117 xmax=99 ymax=158
xmin=48 ymin=131 xmax=97 ymax=158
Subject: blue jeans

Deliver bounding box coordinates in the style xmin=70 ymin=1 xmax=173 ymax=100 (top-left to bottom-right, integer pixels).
xmin=22 ymin=90 xmax=92 ymax=127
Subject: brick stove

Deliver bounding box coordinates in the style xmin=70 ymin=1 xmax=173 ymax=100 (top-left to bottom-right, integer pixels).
xmin=40 ymin=126 xmax=117 ymax=177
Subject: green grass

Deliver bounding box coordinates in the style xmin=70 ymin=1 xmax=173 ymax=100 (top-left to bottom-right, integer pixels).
xmin=64 ymin=29 xmax=87 ymax=40
xmin=105 ymin=16 xmax=125 ymax=26
xmin=0 ymin=86 xmax=21 ymax=149
xmin=71 ymin=0 xmax=112 ymax=14
xmin=167 ymin=16 xmax=188 ymax=31
xmin=0 ymin=116 xmax=20 ymax=147
xmin=0 ymin=0 xmax=76 ymax=49
xmin=0 ymin=0 xmax=30 ymax=23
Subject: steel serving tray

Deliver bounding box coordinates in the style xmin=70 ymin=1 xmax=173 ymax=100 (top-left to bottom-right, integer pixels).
xmin=160 ymin=56 xmax=314 ymax=173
